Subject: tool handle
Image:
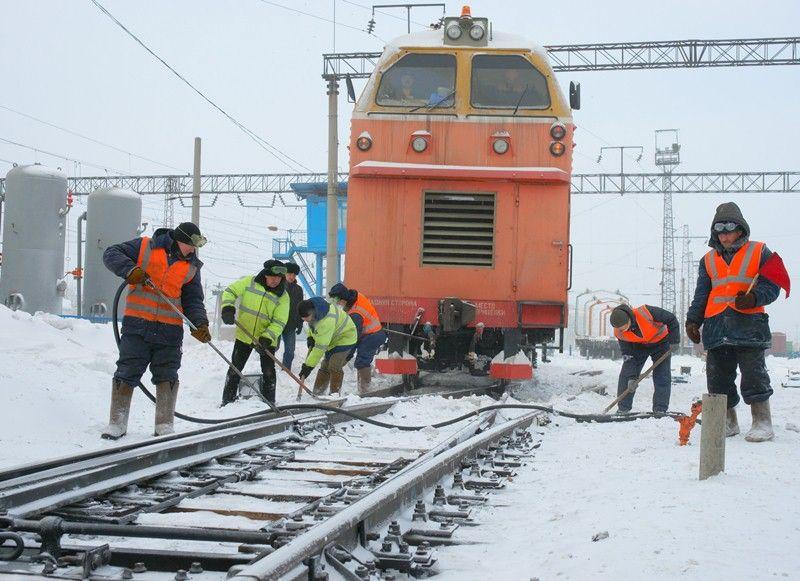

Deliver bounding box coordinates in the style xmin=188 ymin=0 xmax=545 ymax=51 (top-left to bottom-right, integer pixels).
xmin=602 ymin=348 xmax=672 ymax=414
xmin=745 ymin=273 xmax=759 ymax=294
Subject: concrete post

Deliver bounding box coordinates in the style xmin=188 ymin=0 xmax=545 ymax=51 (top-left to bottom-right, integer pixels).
xmin=192 ymin=137 xmax=201 ymax=227
xmin=699 ymin=393 xmax=726 ymax=480
xmin=326 ymin=78 xmax=339 ymax=292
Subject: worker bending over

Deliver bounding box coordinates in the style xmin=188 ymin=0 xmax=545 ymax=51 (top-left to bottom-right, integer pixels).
xmin=329 ymin=283 xmax=387 ymax=394
xmin=101 ymin=222 xmax=210 ymax=439
xmin=297 ymin=297 xmax=357 ymax=395
xmin=610 ymin=304 xmax=679 ymax=414
xmin=220 ymin=260 xmax=289 ymax=405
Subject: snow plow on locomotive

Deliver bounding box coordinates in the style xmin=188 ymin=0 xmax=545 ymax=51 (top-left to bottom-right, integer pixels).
xmin=344 ymin=8 xmax=578 ymax=382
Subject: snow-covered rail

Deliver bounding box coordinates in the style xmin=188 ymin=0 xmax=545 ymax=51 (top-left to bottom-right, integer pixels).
xmin=0 ymin=395 xmax=542 ymax=580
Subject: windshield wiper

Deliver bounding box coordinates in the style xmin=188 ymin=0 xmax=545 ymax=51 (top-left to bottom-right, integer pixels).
xmin=512 ymin=84 xmax=529 ymax=116
xmin=409 ymin=89 xmax=456 ymax=113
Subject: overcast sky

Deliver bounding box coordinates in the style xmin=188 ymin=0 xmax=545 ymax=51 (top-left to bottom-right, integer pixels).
xmin=1 ymin=1 xmax=798 ymax=338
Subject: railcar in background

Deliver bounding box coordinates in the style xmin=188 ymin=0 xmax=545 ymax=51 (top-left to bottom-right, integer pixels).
xmin=344 ymin=7 xmax=579 ymax=381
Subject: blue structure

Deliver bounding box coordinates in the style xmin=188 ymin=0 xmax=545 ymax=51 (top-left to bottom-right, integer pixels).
xmin=272 ymin=182 xmax=347 ymax=297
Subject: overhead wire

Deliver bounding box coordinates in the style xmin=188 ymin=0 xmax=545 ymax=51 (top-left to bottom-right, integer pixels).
xmin=0 ymin=136 xmax=130 ymax=175
xmin=255 ymin=0 xmax=387 ymax=42
xmin=88 ymin=0 xmax=313 ymax=173
xmin=0 ymin=104 xmax=183 ymax=172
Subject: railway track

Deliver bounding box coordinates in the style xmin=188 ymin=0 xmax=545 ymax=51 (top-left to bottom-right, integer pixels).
xmin=0 ymin=392 xmax=543 ymax=580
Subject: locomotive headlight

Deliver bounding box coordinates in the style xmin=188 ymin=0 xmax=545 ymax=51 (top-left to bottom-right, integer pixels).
xmin=445 ymin=24 xmax=463 ymax=40
xmin=550 ymin=123 xmax=567 ymax=140
xmin=549 ymin=141 xmax=566 ymax=157
xmin=411 ymin=136 xmax=428 ymax=153
xmin=492 ymin=138 xmax=509 ymax=154
xmin=469 ymin=24 xmax=485 ymax=41
xmin=356 ymin=132 xmax=372 ymax=151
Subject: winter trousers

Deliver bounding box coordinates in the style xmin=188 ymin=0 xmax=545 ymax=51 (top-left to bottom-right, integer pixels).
xmin=114 ymin=332 xmax=182 ymax=387
xmin=313 ymin=349 xmax=353 ymax=395
xmin=353 ymin=330 xmax=387 ymax=369
xmin=706 ymin=346 xmax=772 ymax=408
xmin=281 ymin=326 xmax=297 ymax=370
xmin=223 ymin=339 xmax=276 ymax=404
xmin=617 ymin=347 xmax=672 ymax=413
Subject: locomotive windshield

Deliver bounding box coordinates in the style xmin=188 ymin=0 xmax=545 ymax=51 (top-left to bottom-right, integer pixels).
xmin=376 ymin=53 xmax=456 ymax=109
xmin=470 ymin=54 xmax=550 ymax=110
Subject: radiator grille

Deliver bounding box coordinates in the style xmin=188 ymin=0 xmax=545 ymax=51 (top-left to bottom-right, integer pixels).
xmin=421 ymin=192 xmax=495 ymax=267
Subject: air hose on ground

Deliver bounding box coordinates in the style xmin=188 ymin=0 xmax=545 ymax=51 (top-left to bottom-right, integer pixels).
xmin=112 ymin=282 xmax=691 ymax=430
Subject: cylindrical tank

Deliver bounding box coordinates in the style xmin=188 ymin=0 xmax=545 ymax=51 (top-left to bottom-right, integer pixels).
xmin=83 ymin=187 xmax=142 ymax=317
xmin=0 ymin=164 xmax=68 ymax=315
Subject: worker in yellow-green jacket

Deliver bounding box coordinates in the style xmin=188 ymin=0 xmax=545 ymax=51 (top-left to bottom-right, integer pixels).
xmin=297 ymin=297 xmax=357 ymax=395
xmin=220 ymin=260 xmax=290 ymax=405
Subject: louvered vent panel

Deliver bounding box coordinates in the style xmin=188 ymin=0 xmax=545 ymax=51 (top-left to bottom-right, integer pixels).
xmin=422 ymin=192 xmax=495 ymax=267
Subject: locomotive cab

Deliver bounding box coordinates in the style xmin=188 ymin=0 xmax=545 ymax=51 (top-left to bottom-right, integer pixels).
xmin=345 ymin=8 xmax=574 ymax=380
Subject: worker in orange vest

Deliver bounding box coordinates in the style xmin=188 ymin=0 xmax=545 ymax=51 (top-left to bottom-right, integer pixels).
xmin=686 ymin=202 xmax=781 ymax=442
xmin=610 ymin=304 xmax=680 ymax=413
xmin=329 ymin=283 xmax=387 ymax=394
xmin=101 ymin=222 xmax=211 ymax=439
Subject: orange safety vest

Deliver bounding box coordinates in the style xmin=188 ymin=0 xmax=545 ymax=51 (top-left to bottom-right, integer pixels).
xmin=703 ymin=241 xmax=765 ymax=319
xmin=614 ymin=306 xmax=669 ymax=344
xmin=124 ymin=237 xmax=197 ymax=326
xmin=348 ymin=292 xmax=382 ymax=335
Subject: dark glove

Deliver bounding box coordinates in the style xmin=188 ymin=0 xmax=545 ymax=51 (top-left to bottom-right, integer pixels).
xmin=307 ymin=336 xmax=315 ymax=350
xmin=296 ymin=325 xmax=303 ymax=336
xmin=686 ymin=322 xmax=701 ymax=345
xmin=126 ymin=266 xmax=150 ymax=285
xmin=299 ymin=363 xmax=314 ymax=381
xmin=259 ymin=337 xmax=275 ymax=353
xmin=735 ymin=291 xmax=757 ymax=310
xmin=191 ymin=324 xmax=212 ymax=343
xmin=221 ymin=306 xmax=235 ymax=325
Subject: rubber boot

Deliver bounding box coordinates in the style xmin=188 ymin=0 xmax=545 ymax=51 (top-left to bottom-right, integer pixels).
xmin=313 ymin=369 xmax=331 ymax=395
xmin=154 ymin=381 xmax=179 ymax=436
xmin=357 ymin=367 xmax=372 ymax=395
xmin=745 ymin=400 xmax=774 ymax=442
xmin=261 ymin=370 xmax=276 ymax=405
xmin=329 ymin=369 xmax=344 ymax=395
xmin=101 ymin=379 xmax=134 ymax=440
xmin=726 ymin=407 xmax=741 ymax=437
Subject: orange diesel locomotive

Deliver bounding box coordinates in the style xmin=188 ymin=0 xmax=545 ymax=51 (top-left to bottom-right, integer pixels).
xmin=344 ymin=8 xmax=578 ymax=380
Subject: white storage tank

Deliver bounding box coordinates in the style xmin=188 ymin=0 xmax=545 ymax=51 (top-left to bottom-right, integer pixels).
xmin=83 ymin=188 xmax=142 ymax=317
xmin=0 ymin=164 xmax=68 ymax=314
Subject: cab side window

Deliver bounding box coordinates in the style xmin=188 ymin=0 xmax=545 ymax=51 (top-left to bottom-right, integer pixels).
xmin=376 ymin=53 xmax=457 ymax=108
xmin=471 ymin=54 xmax=550 ymax=109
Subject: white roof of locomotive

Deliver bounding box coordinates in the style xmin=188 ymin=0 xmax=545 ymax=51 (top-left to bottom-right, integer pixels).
xmin=383 ymin=28 xmax=550 ymax=60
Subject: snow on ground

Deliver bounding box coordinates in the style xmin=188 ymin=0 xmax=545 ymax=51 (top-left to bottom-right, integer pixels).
xmin=2 ymin=305 xmax=799 ymax=579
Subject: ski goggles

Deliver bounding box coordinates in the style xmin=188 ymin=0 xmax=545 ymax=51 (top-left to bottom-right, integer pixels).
xmin=266 ymin=265 xmax=288 ymax=276
xmin=713 ymin=221 xmax=739 ymax=233
xmin=175 ymin=225 xmax=208 ymax=248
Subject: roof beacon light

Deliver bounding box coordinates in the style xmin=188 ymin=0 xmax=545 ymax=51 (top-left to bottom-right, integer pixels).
xmin=461 ymin=5 xmax=472 ymax=19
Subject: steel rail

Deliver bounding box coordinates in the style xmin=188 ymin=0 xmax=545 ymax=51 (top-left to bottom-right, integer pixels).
xmin=0 ymin=400 xmax=399 ymax=518
xmin=232 ymin=410 xmax=539 ymax=580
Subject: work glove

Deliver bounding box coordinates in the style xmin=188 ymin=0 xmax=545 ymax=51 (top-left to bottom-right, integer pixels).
xmin=190 ymin=324 xmax=212 ymax=343
xmin=296 ymin=325 xmax=303 ymax=336
xmin=126 ymin=266 xmax=150 ymax=285
xmin=734 ymin=291 xmax=757 ymax=310
xmin=299 ymin=364 xmax=314 ymax=381
xmin=221 ymin=306 xmax=235 ymax=325
xmin=259 ymin=337 xmax=275 ymax=353
xmin=307 ymin=336 xmax=315 ymax=350
xmin=685 ymin=322 xmax=701 ymax=345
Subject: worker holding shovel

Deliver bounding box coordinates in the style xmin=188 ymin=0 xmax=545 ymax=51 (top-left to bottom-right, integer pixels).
xmin=609 ymin=304 xmax=680 ymax=414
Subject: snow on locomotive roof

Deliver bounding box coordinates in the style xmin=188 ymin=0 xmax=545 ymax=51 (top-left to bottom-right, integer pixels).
xmin=383 ymin=28 xmax=549 ymax=59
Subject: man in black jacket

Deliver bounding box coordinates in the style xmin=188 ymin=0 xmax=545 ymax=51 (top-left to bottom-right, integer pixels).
xmin=610 ymin=304 xmax=680 ymax=414
xmin=686 ymin=202 xmax=779 ymax=442
xmin=280 ymin=262 xmax=305 ymax=371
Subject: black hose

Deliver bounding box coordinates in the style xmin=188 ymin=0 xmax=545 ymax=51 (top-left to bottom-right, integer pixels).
xmin=112 ymin=283 xmax=688 ymax=430
xmin=113 ymin=282 xmax=271 ymax=424
xmin=0 ymin=532 xmax=25 ymax=561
